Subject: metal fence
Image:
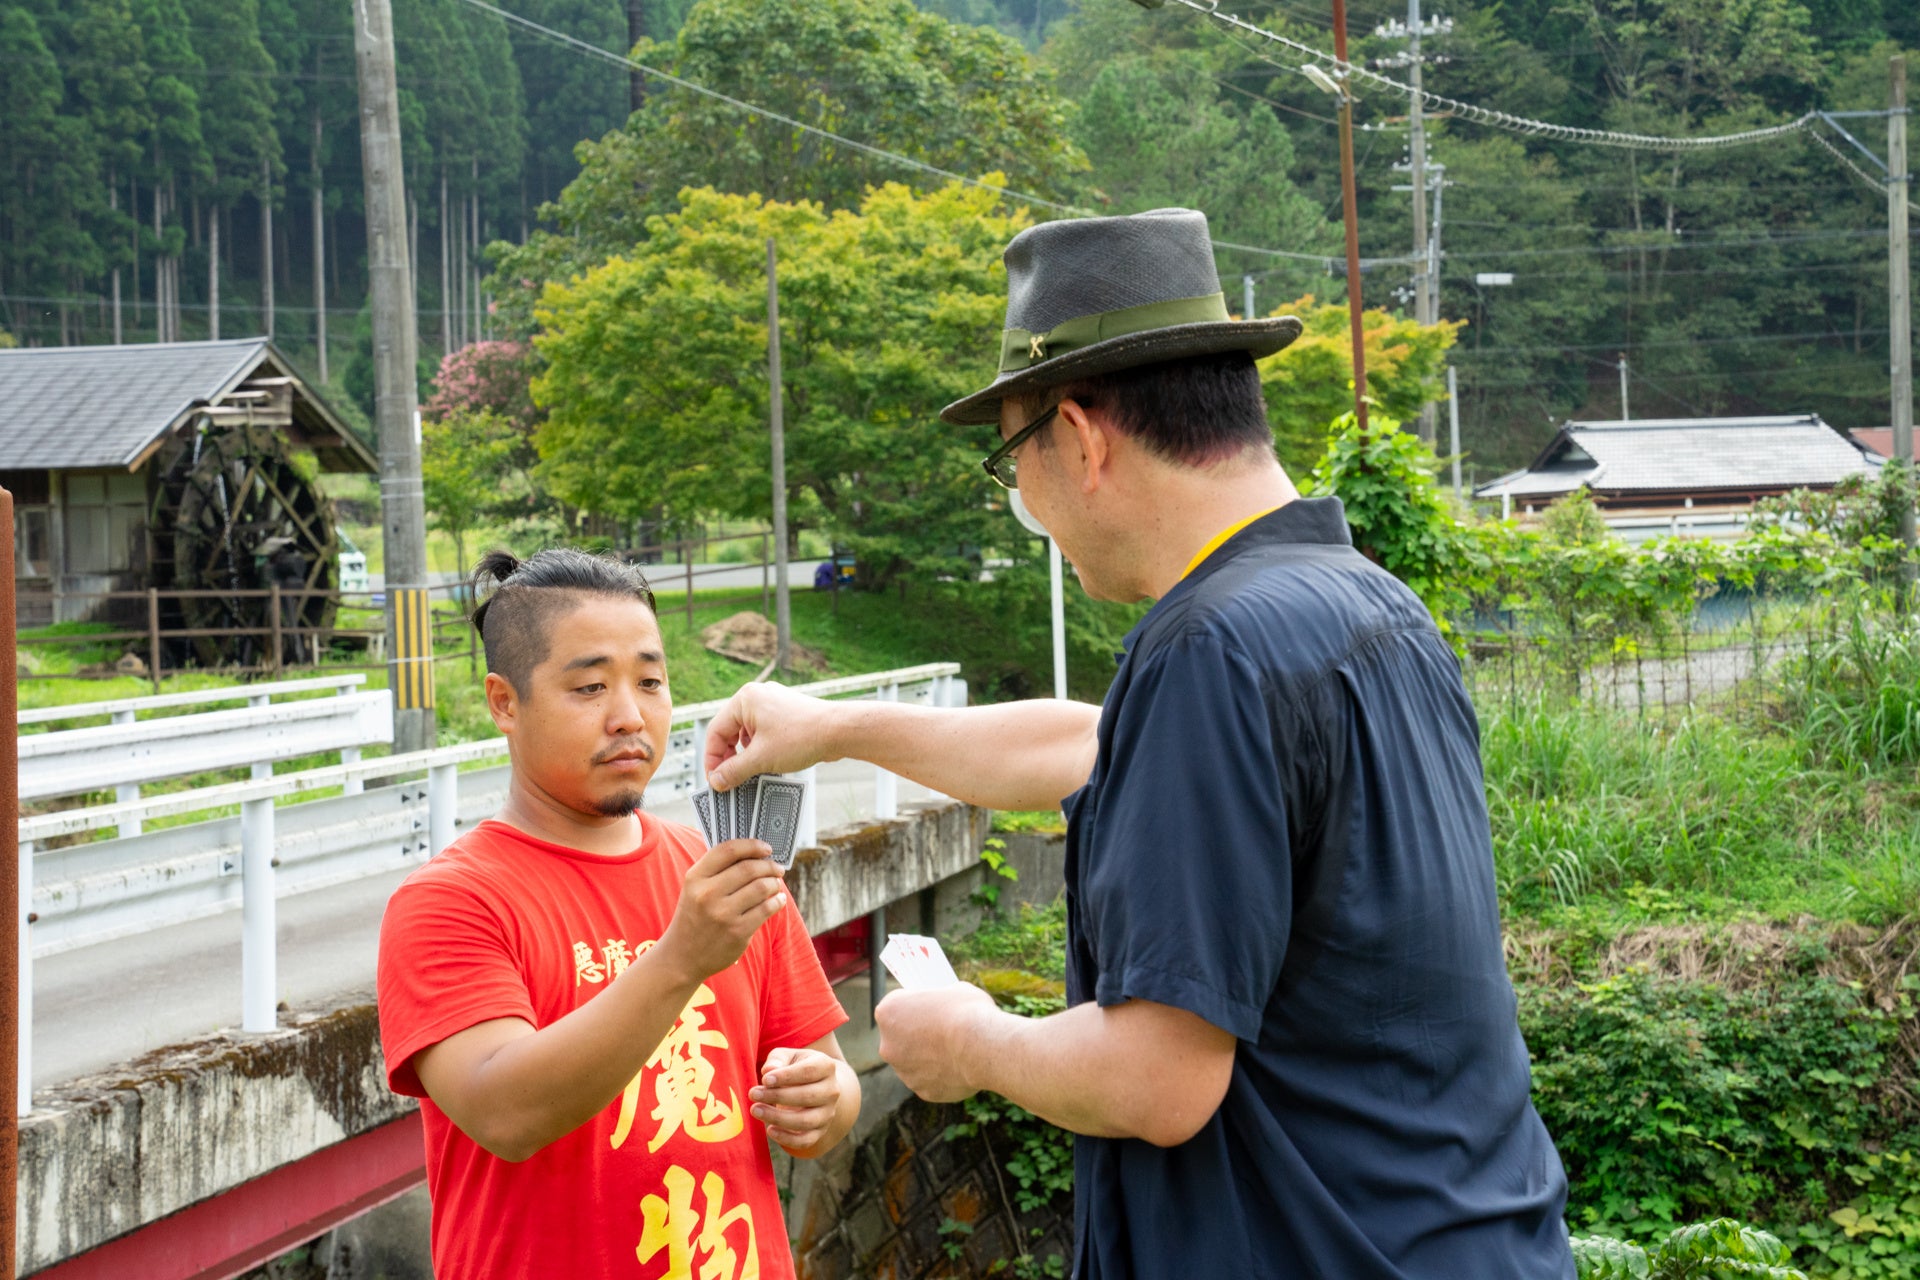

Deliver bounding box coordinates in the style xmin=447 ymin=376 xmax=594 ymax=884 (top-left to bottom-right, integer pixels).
xmin=14 ymin=663 xmax=967 ymax=1116
xmin=1456 ymin=587 xmax=1910 ymax=721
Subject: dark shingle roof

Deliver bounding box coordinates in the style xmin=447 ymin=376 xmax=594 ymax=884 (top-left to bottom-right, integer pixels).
xmin=0 ymin=338 xmax=373 ymax=473
xmin=1476 ymin=415 xmax=1876 ymax=501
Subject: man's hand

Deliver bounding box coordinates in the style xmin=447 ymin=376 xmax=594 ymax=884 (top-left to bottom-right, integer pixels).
xmin=655 ymin=838 xmax=787 ymax=982
xmin=751 ymin=1046 xmax=849 ymax=1153
xmin=875 ymin=983 xmax=1001 ymax=1103
xmin=704 ymin=683 xmax=839 ymax=793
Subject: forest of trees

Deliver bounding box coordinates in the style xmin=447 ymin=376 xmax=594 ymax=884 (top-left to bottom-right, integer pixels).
xmin=1 ymin=0 xmax=1916 ymax=476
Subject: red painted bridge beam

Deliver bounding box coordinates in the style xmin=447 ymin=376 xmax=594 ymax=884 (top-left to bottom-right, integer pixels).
xmin=30 ymin=1112 xmax=424 ymax=1280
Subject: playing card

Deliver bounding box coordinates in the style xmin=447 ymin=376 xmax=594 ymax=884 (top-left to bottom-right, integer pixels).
xmin=733 ymin=776 xmax=762 ymax=845
xmin=880 ymin=934 xmax=958 ymax=990
xmin=692 ymin=789 xmax=717 ymax=847
xmin=751 ymin=775 xmax=806 ymax=868
xmin=712 ymin=779 xmax=734 ymax=844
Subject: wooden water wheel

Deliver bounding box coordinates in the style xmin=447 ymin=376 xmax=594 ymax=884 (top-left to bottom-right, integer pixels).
xmin=148 ymin=419 xmax=340 ymax=668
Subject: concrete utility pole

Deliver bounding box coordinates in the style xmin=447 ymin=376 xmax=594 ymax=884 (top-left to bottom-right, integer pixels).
xmin=1892 ymin=56 xmax=1914 ymax=571
xmin=768 ymin=239 xmax=792 ymax=673
xmin=1618 ymin=354 xmax=1630 ymax=420
xmin=1330 ymin=0 xmax=1369 ymax=429
xmin=353 ymin=0 xmax=436 ymax=753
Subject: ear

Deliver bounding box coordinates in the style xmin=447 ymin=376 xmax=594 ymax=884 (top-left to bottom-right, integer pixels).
xmin=484 ymin=671 xmax=520 ymax=734
xmin=1056 ymin=397 xmax=1114 ymax=494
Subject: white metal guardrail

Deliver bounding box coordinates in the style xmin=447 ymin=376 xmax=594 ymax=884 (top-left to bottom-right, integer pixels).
xmin=15 ymin=664 xmax=965 ymax=1114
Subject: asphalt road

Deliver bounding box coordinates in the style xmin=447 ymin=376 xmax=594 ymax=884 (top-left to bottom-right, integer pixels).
xmin=31 ymin=760 xmax=936 ymax=1092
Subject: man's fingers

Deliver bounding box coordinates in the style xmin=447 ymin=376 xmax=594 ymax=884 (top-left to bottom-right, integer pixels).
xmin=766 ymin=1123 xmax=825 ymax=1150
xmin=702 ymin=705 xmax=748 ymax=786
xmin=691 ymin=839 xmax=774 ymax=880
xmin=759 ymin=1053 xmax=833 ymax=1089
xmin=720 ymin=878 xmax=787 ymax=921
xmin=752 ymin=1079 xmax=838 ymax=1110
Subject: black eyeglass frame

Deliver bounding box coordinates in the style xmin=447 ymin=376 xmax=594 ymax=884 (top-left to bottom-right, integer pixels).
xmin=980 ymin=403 xmax=1060 ymax=490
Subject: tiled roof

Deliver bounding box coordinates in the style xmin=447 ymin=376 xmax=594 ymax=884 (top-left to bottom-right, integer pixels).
xmin=1850 ymin=428 xmax=1894 ymax=459
xmin=1476 ymin=415 xmax=1876 ymax=501
xmin=0 ymin=338 xmax=372 ymax=473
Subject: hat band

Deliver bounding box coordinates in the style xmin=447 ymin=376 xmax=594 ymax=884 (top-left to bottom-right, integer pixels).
xmin=999 ymin=292 xmax=1230 ymax=373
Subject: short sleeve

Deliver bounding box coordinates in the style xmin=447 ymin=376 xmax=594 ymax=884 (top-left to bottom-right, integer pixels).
xmin=377 ymin=873 xmax=538 ymax=1097
xmin=756 ymin=899 xmax=849 ymax=1061
xmin=1084 ymin=633 xmax=1290 ymax=1042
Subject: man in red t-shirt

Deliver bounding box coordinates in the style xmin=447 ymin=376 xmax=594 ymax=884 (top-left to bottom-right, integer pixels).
xmin=377 ymin=548 xmax=856 ymax=1279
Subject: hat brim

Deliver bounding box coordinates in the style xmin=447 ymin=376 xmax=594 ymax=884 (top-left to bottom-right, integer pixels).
xmin=939 ymin=316 xmax=1304 ymax=426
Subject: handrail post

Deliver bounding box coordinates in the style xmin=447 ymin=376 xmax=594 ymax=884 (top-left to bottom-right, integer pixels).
xmin=428 ymin=762 xmax=457 ymax=855
xmin=684 ymin=542 xmax=694 ymax=629
xmin=110 ymin=710 xmax=142 ymax=838
xmin=146 ymin=587 xmax=161 ymax=695
xmin=240 ymin=796 xmax=276 ymax=1032
xmin=339 ymin=684 xmax=364 ymax=795
xmin=16 ymin=843 xmax=30 ymax=1120
xmin=873 ymin=683 xmax=898 ymax=821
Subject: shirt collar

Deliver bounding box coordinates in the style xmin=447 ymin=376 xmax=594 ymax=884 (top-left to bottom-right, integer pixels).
xmin=1122 ymin=497 xmax=1354 ymax=655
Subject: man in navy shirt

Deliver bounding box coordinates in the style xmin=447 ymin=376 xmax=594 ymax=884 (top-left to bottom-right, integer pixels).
xmin=705 ymin=209 xmax=1573 ymax=1278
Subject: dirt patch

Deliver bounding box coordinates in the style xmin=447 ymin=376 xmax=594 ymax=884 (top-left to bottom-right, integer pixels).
xmin=699 ymin=611 xmax=829 ymax=675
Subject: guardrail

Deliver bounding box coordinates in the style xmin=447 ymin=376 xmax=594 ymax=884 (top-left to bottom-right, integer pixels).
xmin=15 ymin=663 xmax=965 ymax=1115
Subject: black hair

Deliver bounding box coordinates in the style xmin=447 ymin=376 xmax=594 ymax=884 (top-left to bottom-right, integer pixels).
xmin=468 ymin=548 xmax=659 ymax=694
xmin=1051 ymin=350 xmax=1273 ymax=466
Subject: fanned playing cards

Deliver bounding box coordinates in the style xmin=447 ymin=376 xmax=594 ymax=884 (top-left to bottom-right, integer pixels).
xmin=693 ymin=772 xmax=809 ymax=868
xmin=879 ymin=934 xmax=959 ymax=990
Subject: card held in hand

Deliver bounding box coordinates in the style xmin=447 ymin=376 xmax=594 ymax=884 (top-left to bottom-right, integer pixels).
xmin=750 ymin=774 xmax=806 ymax=868
xmin=732 ymin=777 xmax=761 ymax=849
xmin=692 ymin=789 xmax=717 ymax=847
xmin=880 ymin=934 xmax=959 ymax=990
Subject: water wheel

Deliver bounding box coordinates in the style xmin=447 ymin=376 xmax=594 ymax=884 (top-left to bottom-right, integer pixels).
xmin=148 ymin=419 xmax=340 ymax=668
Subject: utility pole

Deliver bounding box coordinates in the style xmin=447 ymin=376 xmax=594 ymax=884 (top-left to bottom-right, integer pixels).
xmin=1379 ymin=4 xmax=1448 ymax=443
xmin=1892 ymin=55 xmax=1914 ymax=577
xmin=1447 ymin=365 xmax=1461 ymax=499
xmin=768 ymin=239 xmax=792 ymax=674
xmin=1618 ymin=354 xmax=1630 ymax=420
xmin=1243 ymin=272 xmax=1255 ymax=321
xmin=627 ymin=0 xmax=648 ymax=115
xmin=354 ymin=0 xmax=436 ymax=753
xmin=1330 ymin=1 xmax=1369 ymax=429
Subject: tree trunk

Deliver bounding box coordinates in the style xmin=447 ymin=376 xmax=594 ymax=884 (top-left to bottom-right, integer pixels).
xmin=110 ymin=177 xmax=123 ymax=345
xmin=131 ymin=175 xmax=142 ymax=328
xmin=469 ymin=159 xmax=479 ymax=343
xmin=408 ymin=186 xmax=419 ymax=352
xmin=208 ymin=193 xmax=221 ymax=341
xmin=261 ymin=154 xmax=274 ymax=338
xmin=312 ymin=106 xmax=327 ymax=382
xmin=439 ymin=162 xmax=451 ymax=356
xmin=627 ymin=0 xmax=647 ymax=113
xmin=152 ymin=180 xmax=166 ymax=341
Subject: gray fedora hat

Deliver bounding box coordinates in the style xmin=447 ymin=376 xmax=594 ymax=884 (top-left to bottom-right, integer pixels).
xmin=940 ymin=208 xmax=1303 ymax=426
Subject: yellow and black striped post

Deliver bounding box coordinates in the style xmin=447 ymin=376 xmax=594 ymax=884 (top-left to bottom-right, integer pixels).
xmin=388 ymin=586 xmax=435 ymax=715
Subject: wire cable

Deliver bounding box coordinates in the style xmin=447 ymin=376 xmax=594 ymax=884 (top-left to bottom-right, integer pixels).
xmin=1166 ymin=0 xmax=1818 ymax=153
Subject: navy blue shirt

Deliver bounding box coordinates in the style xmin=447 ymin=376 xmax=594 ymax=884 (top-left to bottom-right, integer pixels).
xmin=1063 ymin=498 xmax=1572 ymax=1279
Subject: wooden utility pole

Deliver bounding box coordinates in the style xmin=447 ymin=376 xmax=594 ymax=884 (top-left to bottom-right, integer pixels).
xmin=1891 ymin=56 xmax=1913 ymax=572
xmin=627 ymin=1 xmax=648 ymax=114
xmin=354 ymin=0 xmax=436 ymax=752
xmin=768 ymin=239 xmax=792 ymax=673
xmin=1332 ymin=0 xmax=1370 ymax=430
xmin=1408 ymin=0 xmax=1432 ymax=444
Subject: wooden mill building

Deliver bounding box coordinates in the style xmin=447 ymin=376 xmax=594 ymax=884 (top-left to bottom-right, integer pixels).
xmin=0 ymin=338 xmax=375 ymax=636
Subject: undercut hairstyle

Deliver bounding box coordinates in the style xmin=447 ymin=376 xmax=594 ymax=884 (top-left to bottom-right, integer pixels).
xmin=1051 ymin=350 xmax=1273 ymax=466
xmin=468 ymin=548 xmax=659 ymax=694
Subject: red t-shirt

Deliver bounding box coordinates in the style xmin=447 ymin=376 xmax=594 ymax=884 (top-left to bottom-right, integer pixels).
xmin=377 ymin=814 xmax=846 ymax=1280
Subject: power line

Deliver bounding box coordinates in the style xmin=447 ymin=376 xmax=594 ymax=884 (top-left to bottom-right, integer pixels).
xmin=1166 ymin=0 xmax=1818 ymax=152
xmin=449 ymin=0 xmax=1095 ymax=217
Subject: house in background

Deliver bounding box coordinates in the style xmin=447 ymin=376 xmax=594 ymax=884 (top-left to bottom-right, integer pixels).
xmin=0 ymin=337 xmax=374 ymax=631
xmin=1848 ymin=427 xmax=1896 ymax=460
xmin=1474 ymin=414 xmax=1881 ymax=543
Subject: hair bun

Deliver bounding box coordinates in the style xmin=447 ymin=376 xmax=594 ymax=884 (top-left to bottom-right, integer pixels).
xmin=475 ymin=549 xmax=521 ymax=585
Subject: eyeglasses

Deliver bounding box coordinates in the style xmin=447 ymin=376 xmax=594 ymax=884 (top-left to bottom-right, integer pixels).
xmin=980 ymin=403 xmax=1059 ymax=490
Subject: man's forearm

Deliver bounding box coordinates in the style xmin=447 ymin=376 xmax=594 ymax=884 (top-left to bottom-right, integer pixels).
xmin=827 ymin=699 xmax=1100 ymax=812
xmin=963 ymin=1002 xmax=1231 ymax=1148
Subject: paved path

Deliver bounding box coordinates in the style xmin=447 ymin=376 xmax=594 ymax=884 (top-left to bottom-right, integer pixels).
xmin=32 ymin=761 xmax=937 ymax=1092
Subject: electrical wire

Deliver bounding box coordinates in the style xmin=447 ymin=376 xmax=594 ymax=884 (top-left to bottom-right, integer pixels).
xmin=1166 ymin=0 xmax=1819 ymax=152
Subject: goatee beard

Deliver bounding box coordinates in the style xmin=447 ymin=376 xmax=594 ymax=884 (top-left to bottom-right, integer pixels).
xmin=590 ymin=790 xmax=646 ymax=818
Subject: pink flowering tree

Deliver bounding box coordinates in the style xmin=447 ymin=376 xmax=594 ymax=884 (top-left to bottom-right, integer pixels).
xmin=420 ymin=341 xmax=567 ymax=548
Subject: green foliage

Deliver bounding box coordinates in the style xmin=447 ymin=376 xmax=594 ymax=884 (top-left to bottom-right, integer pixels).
xmin=947 ymin=1091 xmax=1075 ymax=1214
xmin=532 ymin=180 xmax=1027 ymax=589
xmin=1572 ymin=1218 xmax=1807 ymax=1279
xmin=1541 ymin=488 xmax=1617 ymax=546
xmin=1307 ymin=411 xmax=1470 ymax=622
xmin=949 ymin=900 xmax=1068 ymax=983
xmin=489 ymin=0 xmax=1084 ymax=330
xmin=1258 ymin=299 xmax=1461 ymax=475
xmin=1754 ymin=462 xmax=1920 ymax=549
xmin=421 ymin=410 xmax=522 ymax=577
xmin=969 ymin=836 xmax=1020 ymax=914
xmin=1524 ymin=966 xmax=1907 ymax=1239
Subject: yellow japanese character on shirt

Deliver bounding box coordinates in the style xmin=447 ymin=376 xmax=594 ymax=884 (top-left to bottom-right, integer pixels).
xmin=604 ymin=938 xmax=634 ymax=978
xmin=610 ymin=981 xmax=743 ymax=1153
xmin=573 ymin=940 xmax=606 ymax=986
xmin=637 ymin=1165 xmax=759 ymax=1280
